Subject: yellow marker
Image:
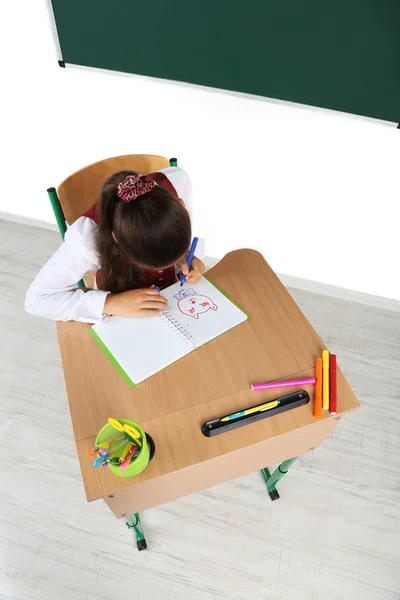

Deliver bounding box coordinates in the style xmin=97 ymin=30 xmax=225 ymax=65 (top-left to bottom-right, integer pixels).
xmin=322 ymin=350 xmax=330 ymax=410
xmin=119 ymin=442 xmax=133 ymax=462
xmin=314 ymin=358 xmax=323 ymax=419
xmin=221 ymin=400 xmax=279 ymax=422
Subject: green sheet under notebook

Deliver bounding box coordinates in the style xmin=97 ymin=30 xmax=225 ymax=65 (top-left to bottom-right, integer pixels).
xmin=89 ymin=277 xmax=249 ymax=387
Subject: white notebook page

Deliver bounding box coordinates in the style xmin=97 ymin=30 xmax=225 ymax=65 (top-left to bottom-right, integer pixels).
xmin=160 ymin=277 xmax=248 ymax=348
xmin=91 ymin=277 xmax=248 ymax=385
xmin=92 ymin=312 xmax=193 ymax=384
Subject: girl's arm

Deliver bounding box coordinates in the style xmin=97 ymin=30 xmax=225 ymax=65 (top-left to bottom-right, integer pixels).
xmin=25 ymin=217 xmax=110 ymax=323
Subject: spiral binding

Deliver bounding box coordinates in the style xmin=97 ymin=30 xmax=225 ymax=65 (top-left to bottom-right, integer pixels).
xmin=161 ymin=312 xmax=195 ymax=348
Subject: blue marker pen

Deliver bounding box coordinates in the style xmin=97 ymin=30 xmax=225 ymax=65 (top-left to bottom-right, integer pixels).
xmin=180 ymin=237 xmax=199 ymax=286
xmin=94 ymin=454 xmax=108 ymax=468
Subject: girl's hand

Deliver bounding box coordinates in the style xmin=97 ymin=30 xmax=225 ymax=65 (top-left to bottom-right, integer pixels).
xmin=177 ymin=256 xmax=205 ymax=284
xmin=103 ymin=287 xmax=168 ymax=317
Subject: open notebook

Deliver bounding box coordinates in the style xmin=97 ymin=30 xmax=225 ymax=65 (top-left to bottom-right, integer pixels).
xmin=89 ymin=277 xmax=249 ymax=386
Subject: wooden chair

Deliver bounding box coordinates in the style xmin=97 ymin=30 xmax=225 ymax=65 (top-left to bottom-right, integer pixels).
xmin=47 ymin=155 xmax=177 ymax=549
xmin=47 ymin=154 xmax=176 ymax=289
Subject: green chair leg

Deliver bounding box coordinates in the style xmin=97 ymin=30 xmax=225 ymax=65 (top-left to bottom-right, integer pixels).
xmin=126 ymin=513 xmax=147 ymax=550
xmin=47 ymin=186 xmax=85 ymax=288
xmin=261 ymin=457 xmax=298 ymax=501
xmin=47 ymin=187 xmax=67 ymax=240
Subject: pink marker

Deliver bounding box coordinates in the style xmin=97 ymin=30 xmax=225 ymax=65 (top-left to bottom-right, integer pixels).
xmin=251 ymin=377 xmax=316 ymax=391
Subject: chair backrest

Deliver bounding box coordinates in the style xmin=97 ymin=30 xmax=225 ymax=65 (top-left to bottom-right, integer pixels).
xmin=58 ymin=154 xmax=170 ymax=225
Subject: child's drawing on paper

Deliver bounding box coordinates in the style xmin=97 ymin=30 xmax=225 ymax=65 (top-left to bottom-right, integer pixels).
xmin=173 ymin=288 xmax=218 ymax=320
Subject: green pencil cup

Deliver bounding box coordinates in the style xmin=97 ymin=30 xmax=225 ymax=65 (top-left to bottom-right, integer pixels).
xmin=95 ymin=418 xmax=150 ymax=478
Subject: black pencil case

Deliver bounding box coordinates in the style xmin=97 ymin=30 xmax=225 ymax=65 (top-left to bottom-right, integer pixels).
xmin=201 ymin=390 xmax=310 ymax=437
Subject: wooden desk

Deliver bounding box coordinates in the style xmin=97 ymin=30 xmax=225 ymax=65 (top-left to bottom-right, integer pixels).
xmin=57 ymin=250 xmax=359 ymax=522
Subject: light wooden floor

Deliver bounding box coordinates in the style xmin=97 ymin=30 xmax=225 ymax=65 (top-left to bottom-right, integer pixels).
xmin=0 ymin=219 xmax=399 ymax=600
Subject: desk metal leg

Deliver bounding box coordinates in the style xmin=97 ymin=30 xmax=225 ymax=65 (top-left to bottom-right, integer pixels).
xmin=126 ymin=513 xmax=147 ymax=550
xmin=261 ymin=457 xmax=298 ymax=501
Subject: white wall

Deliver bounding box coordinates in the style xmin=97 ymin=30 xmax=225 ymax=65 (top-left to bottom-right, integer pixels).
xmin=2 ymin=0 xmax=399 ymax=300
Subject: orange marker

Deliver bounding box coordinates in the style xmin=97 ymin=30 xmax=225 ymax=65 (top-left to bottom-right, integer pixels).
xmin=314 ymin=358 xmax=323 ymax=418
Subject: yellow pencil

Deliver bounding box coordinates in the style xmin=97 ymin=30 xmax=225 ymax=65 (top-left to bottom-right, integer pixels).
xmin=322 ymin=350 xmax=330 ymax=410
xmin=119 ymin=442 xmax=133 ymax=462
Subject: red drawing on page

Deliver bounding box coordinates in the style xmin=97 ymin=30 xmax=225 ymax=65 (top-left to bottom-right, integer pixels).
xmin=173 ymin=288 xmax=218 ymax=319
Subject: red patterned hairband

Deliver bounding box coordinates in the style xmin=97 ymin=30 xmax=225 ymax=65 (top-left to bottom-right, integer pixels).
xmin=116 ymin=174 xmax=156 ymax=203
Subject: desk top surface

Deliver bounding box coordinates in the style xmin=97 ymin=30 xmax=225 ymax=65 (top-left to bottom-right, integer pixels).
xmin=57 ymin=250 xmax=359 ymax=501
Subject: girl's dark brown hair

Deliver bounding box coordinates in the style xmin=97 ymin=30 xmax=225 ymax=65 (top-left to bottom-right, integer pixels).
xmin=96 ymin=170 xmax=191 ymax=293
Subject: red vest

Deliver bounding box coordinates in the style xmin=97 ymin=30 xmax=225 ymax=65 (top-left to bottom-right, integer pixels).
xmin=83 ymin=171 xmax=178 ymax=291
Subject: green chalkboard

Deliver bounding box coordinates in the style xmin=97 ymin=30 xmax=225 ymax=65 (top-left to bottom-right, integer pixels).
xmin=51 ymin=1 xmax=400 ymax=123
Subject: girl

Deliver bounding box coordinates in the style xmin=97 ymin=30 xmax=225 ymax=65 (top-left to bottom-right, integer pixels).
xmin=25 ymin=166 xmax=204 ymax=323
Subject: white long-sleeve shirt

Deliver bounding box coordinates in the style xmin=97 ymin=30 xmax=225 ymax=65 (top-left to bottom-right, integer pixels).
xmin=25 ymin=167 xmax=193 ymax=323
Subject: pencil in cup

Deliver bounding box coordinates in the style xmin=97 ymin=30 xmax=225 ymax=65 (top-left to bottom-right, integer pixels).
xmin=314 ymin=358 xmax=323 ymax=418
xmin=329 ymin=354 xmax=337 ymax=415
xmin=120 ymin=446 xmax=137 ymax=471
xmin=322 ymin=350 xmax=330 ymax=410
xmin=119 ymin=442 xmax=134 ymax=462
